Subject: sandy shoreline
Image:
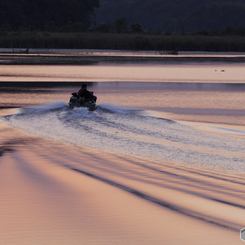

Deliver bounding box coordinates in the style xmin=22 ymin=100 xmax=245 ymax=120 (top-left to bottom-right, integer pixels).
xmin=0 ymin=106 xmax=244 ymax=244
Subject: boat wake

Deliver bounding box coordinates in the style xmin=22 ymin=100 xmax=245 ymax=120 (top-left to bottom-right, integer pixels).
xmin=1 ymin=102 xmax=245 ymax=172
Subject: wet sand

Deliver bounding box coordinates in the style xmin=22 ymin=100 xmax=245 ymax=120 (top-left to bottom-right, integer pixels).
xmin=0 ymin=109 xmax=244 ymax=244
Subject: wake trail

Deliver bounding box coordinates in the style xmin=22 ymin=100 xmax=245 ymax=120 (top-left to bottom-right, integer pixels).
xmin=68 ymin=166 xmax=241 ymax=231
xmin=1 ymin=128 xmax=244 ymax=237
xmin=1 ymin=101 xmax=245 ymax=172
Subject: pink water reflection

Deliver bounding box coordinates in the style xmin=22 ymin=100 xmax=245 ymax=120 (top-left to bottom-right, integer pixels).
xmin=0 ymin=62 xmax=245 ymax=83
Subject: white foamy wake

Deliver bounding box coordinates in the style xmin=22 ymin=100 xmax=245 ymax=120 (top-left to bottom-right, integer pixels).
xmin=1 ymin=102 xmax=245 ymax=171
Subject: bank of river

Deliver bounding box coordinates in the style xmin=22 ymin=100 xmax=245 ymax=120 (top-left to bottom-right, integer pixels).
xmin=1 ymin=49 xmax=245 ymax=64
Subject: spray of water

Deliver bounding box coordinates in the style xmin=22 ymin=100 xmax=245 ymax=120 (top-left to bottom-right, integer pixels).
xmin=1 ymin=102 xmax=245 ymax=171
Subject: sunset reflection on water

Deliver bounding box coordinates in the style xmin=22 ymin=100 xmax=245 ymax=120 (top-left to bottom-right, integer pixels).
xmin=0 ymin=62 xmax=245 ymax=82
xmin=1 ymin=61 xmax=245 ymax=127
xmin=0 ymin=58 xmax=245 ymax=245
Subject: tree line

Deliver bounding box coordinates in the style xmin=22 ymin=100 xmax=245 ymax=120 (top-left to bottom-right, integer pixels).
xmin=0 ymin=0 xmax=245 ymax=34
xmin=0 ymin=0 xmax=100 ymax=31
xmin=96 ymin=0 xmax=245 ymax=33
xmin=2 ymin=0 xmax=245 ymax=34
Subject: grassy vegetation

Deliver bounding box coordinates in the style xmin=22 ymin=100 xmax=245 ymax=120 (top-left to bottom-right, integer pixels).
xmin=1 ymin=31 xmax=245 ymax=52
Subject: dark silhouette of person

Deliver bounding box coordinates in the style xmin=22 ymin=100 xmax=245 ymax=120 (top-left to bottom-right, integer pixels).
xmin=77 ymin=84 xmax=91 ymax=101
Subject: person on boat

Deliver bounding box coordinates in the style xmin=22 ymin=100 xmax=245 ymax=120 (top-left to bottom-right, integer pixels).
xmin=77 ymin=84 xmax=85 ymax=98
xmin=77 ymin=84 xmax=91 ymax=101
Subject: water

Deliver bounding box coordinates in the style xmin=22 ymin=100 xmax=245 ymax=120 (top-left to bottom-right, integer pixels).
xmin=1 ymin=62 xmax=245 ymax=82
xmin=0 ymin=60 xmax=245 ymax=172
xmin=0 ymin=58 xmax=245 ymax=244
xmin=2 ymin=102 xmax=245 ymax=171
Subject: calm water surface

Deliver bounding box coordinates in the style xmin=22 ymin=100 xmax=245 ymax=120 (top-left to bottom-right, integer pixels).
xmin=1 ymin=62 xmax=245 ymax=82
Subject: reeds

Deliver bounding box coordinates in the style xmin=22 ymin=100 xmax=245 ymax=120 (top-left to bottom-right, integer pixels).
xmin=1 ymin=32 xmax=245 ymax=52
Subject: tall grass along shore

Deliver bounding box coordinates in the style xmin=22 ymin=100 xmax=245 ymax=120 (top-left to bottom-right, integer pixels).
xmin=1 ymin=31 xmax=245 ymax=52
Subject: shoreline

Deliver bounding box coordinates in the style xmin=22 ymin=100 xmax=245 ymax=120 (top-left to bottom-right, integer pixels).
xmin=1 ymin=50 xmax=245 ymax=65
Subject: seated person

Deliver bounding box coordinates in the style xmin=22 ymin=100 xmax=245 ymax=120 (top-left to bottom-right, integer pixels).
xmin=77 ymin=84 xmax=91 ymax=102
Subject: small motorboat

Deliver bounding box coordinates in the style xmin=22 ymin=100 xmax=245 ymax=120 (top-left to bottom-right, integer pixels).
xmin=68 ymin=92 xmax=97 ymax=110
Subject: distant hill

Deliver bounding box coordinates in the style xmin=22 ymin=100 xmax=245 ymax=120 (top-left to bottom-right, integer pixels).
xmin=95 ymin=0 xmax=245 ymax=33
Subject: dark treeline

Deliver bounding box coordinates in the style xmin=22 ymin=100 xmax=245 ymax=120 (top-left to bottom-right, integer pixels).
xmin=96 ymin=0 xmax=245 ymax=33
xmin=0 ymin=0 xmax=100 ymax=31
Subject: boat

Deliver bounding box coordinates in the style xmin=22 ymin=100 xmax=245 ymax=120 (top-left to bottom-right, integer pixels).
xmin=68 ymin=92 xmax=97 ymax=110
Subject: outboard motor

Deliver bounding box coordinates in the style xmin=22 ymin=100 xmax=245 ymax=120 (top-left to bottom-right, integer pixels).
xmin=90 ymin=91 xmax=97 ymax=103
xmin=69 ymin=92 xmax=78 ymax=103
